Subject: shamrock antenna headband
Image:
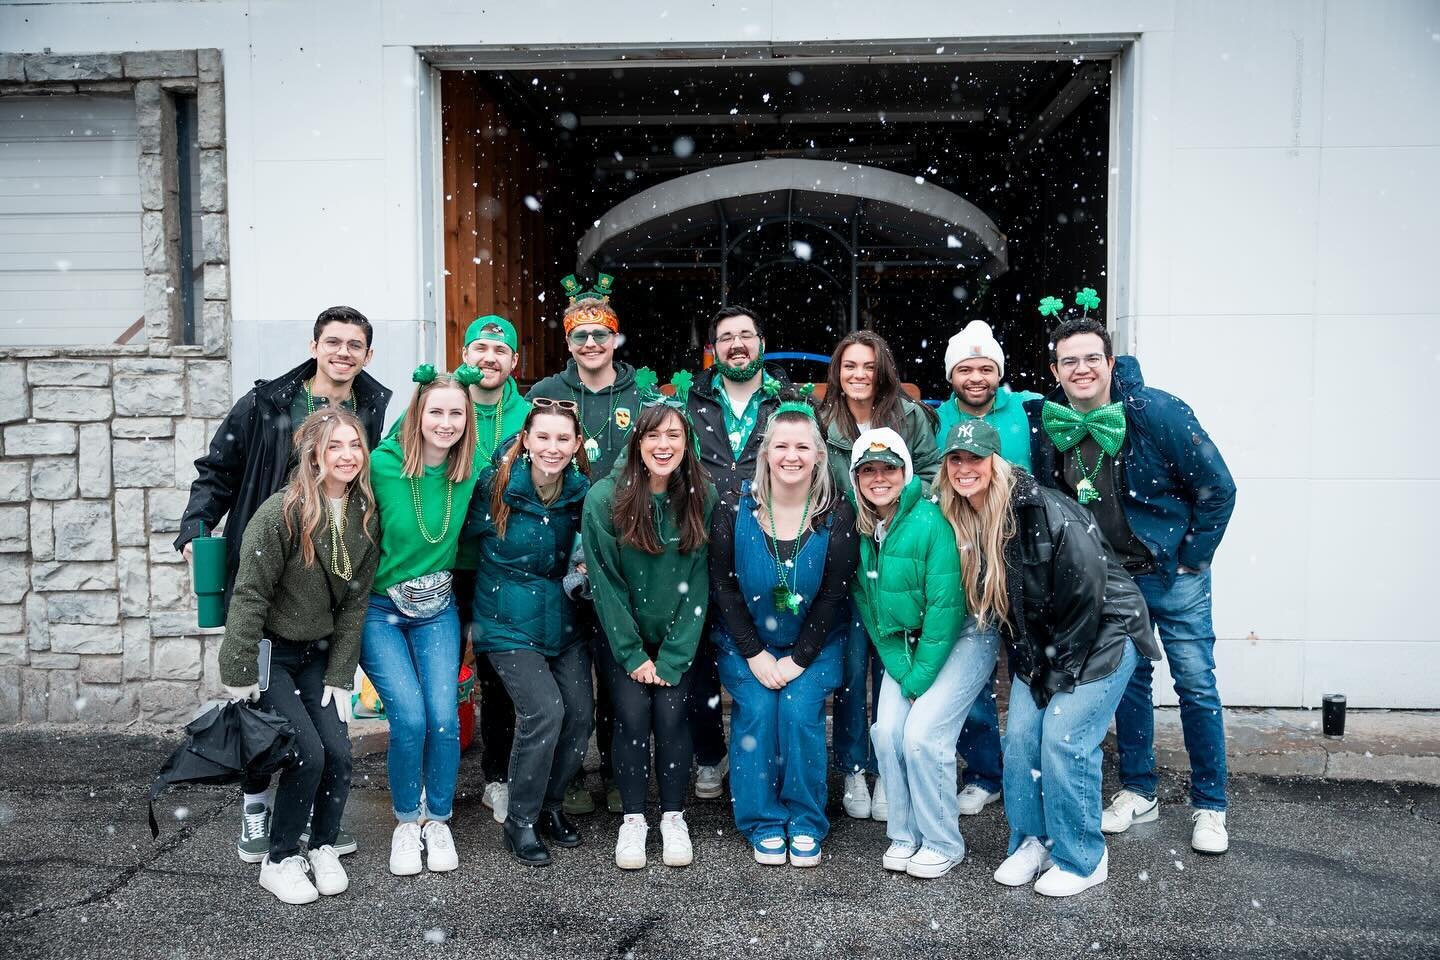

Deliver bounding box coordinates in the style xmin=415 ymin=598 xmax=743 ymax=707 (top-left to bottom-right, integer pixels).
xmin=1038 ymin=287 xmax=1102 ymax=319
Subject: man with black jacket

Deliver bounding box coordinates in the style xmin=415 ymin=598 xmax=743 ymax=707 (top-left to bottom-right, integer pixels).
xmin=685 ymin=305 xmax=790 ymax=801
xmin=175 ymin=305 xmax=392 ymax=863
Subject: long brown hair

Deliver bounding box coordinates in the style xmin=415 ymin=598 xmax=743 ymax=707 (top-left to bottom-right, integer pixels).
xmin=821 ymin=330 xmax=906 ymax=441
xmin=613 ymin=405 xmax=708 ymax=555
xmin=489 ymin=405 xmax=590 ymax=540
xmin=399 ymin=374 xmax=476 ymax=482
xmin=282 ymin=407 xmax=377 ymax=567
xmin=933 ymin=454 xmax=1016 ymax=630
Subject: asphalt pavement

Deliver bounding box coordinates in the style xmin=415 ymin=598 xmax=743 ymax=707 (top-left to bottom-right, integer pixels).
xmin=0 ymin=724 xmax=1437 ymax=960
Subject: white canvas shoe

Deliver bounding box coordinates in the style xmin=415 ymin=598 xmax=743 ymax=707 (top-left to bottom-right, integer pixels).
xmin=482 ymin=781 xmax=509 ymax=825
xmin=1035 ymin=849 xmax=1109 ymax=897
xmin=956 ymin=784 xmax=1002 ymax=816
xmin=1100 ymin=789 xmax=1158 ymax=834
xmin=307 ymin=844 xmax=349 ymax=896
xmin=842 ymin=772 xmax=872 ymax=819
xmin=993 ymin=836 xmax=1054 ymax=887
xmin=615 ymin=815 xmax=648 ymax=870
xmin=1191 ymin=809 xmax=1229 ymax=854
xmin=259 ymin=854 xmax=319 ymax=905
xmin=881 ymin=841 xmax=920 ymax=872
xmin=421 ymin=821 xmax=459 ymax=872
xmin=659 ymin=811 xmax=693 ymax=867
xmin=905 ymin=847 xmax=958 ymax=879
xmin=389 ymin=822 xmax=423 ymax=876
xmin=869 ymin=776 xmax=889 ymax=822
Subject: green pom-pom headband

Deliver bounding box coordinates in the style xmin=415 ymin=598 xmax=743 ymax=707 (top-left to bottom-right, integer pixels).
xmin=412 ymin=363 xmax=437 ymax=385
xmin=774 ymin=399 xmax=817 ymax=420
xmin=454 ymin=364 xmax=484 ymax=388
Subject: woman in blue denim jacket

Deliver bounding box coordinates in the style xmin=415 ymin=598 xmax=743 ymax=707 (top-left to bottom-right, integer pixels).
xmin=708 ymin=393 xmax=858 ymax=867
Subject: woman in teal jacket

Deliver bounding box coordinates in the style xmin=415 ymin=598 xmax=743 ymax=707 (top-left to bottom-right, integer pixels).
xmin=850 ymin=427 xmax=993 ymax=881
xmin=463 ymin=401 xmax=592 ymax=867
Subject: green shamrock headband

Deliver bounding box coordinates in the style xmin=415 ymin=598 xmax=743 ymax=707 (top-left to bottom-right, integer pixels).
xmin=560 ymin=272 xmax=615 ymax=304
xmin=634 ymin=367 xmax=701 ymax=456
xmin=1038 ymin=287 xmax=1102 ymax=319
xmin=773 ymin=383 xmax=818 ymax=420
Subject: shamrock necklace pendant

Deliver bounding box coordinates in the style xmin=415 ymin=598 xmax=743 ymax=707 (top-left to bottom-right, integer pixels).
xmin=766 ymin=493 xmax=813 ymax=614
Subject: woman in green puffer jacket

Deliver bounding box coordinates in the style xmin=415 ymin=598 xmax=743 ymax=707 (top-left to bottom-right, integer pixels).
xmin=463 ymin=401 xmax=592 ymax=868
xmin=849 ymin=427 xmax=993 ymax=882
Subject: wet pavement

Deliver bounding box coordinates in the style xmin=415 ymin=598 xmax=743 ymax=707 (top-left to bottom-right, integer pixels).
xmin=0 ymin=723 xmax=1437 ymax=960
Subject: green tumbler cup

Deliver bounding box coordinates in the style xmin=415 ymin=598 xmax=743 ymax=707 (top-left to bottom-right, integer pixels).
xmin=191 ymin=529 xmax=227 ymax=628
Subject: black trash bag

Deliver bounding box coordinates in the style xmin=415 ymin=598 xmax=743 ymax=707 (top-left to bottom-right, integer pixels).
xmin=147 ymin=699 xmax=299 ymax=838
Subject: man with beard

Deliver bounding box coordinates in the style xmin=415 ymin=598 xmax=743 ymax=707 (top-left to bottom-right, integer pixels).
xmin=176 ymin=305 xmax=392 ymax=865
xmin=934 ymin=320 xmax=1043 ymax=818
xmin=684 ymin=304 xmax=790 ymax=800
xmin=527 ymin=276 xmax=640 ymax=815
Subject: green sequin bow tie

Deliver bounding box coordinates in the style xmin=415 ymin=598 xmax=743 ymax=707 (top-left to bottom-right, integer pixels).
xmin=1041 ymin=400 xmax=1127 ymax=457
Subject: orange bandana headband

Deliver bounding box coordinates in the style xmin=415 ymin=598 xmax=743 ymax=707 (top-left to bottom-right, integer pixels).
xmin=563 ymin=299 xmax=619 ymax=335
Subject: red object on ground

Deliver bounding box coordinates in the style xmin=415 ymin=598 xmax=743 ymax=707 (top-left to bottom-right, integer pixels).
xmin=457 ymin=664 xmax=476 ymax=752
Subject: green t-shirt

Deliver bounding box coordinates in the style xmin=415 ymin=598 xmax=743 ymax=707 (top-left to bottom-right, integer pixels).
xmin=368 ymin=437 xmax=482 ymax=592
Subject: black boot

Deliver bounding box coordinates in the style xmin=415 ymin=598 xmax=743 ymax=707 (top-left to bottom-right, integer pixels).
xmin=503 ymin=818 xmax=551 ymax=866
xmin=537 ymin=808 xmax=582 ymax=848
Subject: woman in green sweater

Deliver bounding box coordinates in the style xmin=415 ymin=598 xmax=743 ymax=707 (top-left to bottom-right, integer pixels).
xmin=219 ymin=408 xmax=380 ymax=904
xmin=582 ymin=401 xmax=716 ymax=871
xmin=849 ymin=427 xmax=984 ymax=881
xmin=361 ymin=367 xmax=479 ymax=878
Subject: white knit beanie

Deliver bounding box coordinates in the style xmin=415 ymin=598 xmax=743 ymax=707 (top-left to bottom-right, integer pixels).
xmin=943 ymin=320 xmax=1005 ymax=379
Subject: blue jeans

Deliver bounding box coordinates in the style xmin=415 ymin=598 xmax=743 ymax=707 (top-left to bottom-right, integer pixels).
xmin=1116 ymin=570 xmax=1228 ymax=811
xmin=1003 ymin=641 xmax=1137 ymax=876
xmin=360 ymin=594 xmax=461 ymax=822
xmin=955 ymin=619 xmax=1004 ymax=792
xmin=832 ymin=609 xmax=881 ymax=774
xmin=717 ymin=637 xmax=843 ymax=846
xmin=870 ymin=625 xmax=999 ymax=860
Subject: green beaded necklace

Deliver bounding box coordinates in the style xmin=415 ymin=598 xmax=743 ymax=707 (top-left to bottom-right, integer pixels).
xmin=764 ymin=491 xmax=814 ymax=614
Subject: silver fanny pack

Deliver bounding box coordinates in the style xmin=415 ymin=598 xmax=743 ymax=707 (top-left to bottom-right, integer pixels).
xmin=386 ymin=570 xmax=453 ymax=619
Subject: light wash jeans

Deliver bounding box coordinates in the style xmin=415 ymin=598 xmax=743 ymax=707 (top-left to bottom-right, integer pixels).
xmin=360 ymin=593 xmax=461 ymax=822
xmin=1003 ymin=641 xmax=1138 ymax=876
xmin=870 ymin=624 xmax=999 ymax=861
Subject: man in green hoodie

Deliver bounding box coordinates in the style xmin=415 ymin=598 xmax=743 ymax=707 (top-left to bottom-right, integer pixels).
xmin=527 ymin=289 xmax=640 ymax=815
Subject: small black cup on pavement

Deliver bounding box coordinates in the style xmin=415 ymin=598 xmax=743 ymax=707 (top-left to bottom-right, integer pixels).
xmin=1322 ymin=693 xmax=1347 ymax=739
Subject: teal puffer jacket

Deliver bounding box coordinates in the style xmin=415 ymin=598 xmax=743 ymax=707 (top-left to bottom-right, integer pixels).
xmin=851 ymin=477 xmax=967 ymax=699
xmin=462 ymin=448 xmax=590 ymax=657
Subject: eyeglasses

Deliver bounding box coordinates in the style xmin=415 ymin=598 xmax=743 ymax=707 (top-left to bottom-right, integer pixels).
xmin=318 ymin=336 xmax=368 ymax=355
xmin=1056 ymin=353 xmax=1108 ymax=372
xmin=531 ymin=398 xmax=578 ymax=412
xmin=715 ymin=331 xmax=760 ymax=347
xmin=568 ymin=329 xmax=613 ymax=346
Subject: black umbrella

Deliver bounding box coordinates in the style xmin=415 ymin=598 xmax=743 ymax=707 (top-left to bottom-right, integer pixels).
xmin=147 ymin=700 xmax=299 ymax=838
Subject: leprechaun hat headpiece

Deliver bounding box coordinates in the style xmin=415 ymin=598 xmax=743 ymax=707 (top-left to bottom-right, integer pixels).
xmin=561 ymin=273 xmax=619 ymax=334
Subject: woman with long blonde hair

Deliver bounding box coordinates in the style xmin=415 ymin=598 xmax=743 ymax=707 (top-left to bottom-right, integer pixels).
xmin=218 ymin=407 xmax=380 ymax=904
xmin=933 ymin=418 xmax=1158 ymax=898
xmin=361 ymin=367 xmax=481 ymax=878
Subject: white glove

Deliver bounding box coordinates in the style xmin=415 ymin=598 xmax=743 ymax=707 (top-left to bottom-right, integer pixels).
xmin=224 ymin=683 xmax=260 ymax=703
xmin=321 ymin=685 xmax=352 ymax=725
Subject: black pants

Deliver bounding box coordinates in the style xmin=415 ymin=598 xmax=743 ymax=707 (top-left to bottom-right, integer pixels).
xmin=600 ymin=641 xmax=695 ymax=816
xmin=687 ymin=629 xmax=727 ymax=767
xmin=454 ymin=569 xmax=516 ymax=783
xmin=488 ymin=644 xmax=594 ymax=825
xmin=583 ymin=608 xmax=615 ymax=782
xmin=258 ymin=640 xmax=351 ymax=860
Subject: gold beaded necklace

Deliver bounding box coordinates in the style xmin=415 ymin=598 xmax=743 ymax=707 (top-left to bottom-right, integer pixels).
xmin=327 ymin=493 xmax=353 ymax=580
xmin=409 ymin=472 xmax=455 ymax=545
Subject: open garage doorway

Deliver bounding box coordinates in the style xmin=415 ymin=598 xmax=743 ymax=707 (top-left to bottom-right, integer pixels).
xmin=437 ymin=55 xmax=1112 ymax=399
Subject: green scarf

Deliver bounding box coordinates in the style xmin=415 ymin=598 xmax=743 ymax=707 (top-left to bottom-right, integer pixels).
xmin=1041 ymin=400 xmax=1127 ymax=457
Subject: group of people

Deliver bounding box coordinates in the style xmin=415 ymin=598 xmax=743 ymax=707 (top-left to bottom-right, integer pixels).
xmin=179 ymin=277 xmax=1236 ymax=906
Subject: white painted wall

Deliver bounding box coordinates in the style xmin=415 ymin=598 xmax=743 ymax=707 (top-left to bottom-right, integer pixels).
xmin=4 ymin=0 xmax=1436 ymax=706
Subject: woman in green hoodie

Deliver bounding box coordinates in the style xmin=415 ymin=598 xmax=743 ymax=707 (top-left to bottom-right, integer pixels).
xmin=582 ymin=401 xmax=716 ymax=872
xmin=850 ymin=427 xmax=983 ymax=881
xmin=463 ymin=401 xmax=591 ymax=867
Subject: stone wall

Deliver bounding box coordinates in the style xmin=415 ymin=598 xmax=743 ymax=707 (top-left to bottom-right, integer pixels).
xmin=0 ymin=50 xmax=231 ymax=724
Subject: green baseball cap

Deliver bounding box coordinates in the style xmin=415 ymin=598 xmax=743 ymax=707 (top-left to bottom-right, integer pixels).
xmin=941 ymin=419 xmax=1002 ymax=459
xmin=464 ymin=314 xmax=518 ymax=352
xmin=852 ymin=442 xmax=906 ymax=471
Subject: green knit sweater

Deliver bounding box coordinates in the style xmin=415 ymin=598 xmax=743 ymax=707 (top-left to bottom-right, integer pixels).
xmin=581 ymin=474 xmax=716 ymax=685
xmin=219 ymin=490 xmax=380 ymax=688
xmin=369 ymin=437 xmax=482 ymax=592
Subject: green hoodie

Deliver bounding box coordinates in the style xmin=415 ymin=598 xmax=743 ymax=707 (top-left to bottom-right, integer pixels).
xmin=934 ymin=385 xmax=1043 ymax=473
xmin=581 ymin=472 xmax=717 ymax=685
xmin=851 ymin=477 xmax=967 ymax=699
xmin=527 ymin=360 xmax=639 ymax=479
xmin=369 ymin=436 xmax=482 ymax=592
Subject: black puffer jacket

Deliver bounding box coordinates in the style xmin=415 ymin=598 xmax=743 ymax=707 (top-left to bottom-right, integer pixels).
xmin=1000 ymin=470 xmax=1159 ymax=708
xmin=685 ymin=363 xmax=789 ymax=509
xmin=175 ymin=359 xmax=392 ymax=613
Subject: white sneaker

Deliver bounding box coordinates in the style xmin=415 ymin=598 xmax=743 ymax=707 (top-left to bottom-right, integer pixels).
xmin=659 ymin=811 xmax=693 ymax=867
xmin=1035 ymin=849 xmax=1109 ymax=897
xmin=881 ymin=841 xmax=919 ymax=872
xmin=1191 ymin=809 xmax=1229 ymax=854
xmin=307 ymin=844 xmax=349 ymax=896
xmin=753 ymin=836 xmax=787 ymax=866
xmin=482 ymin=781 xmax=509 ymax=825
xmin=993 ymin=836 xmax=1054 ymax=887
xmin=259 ymin=854 xmax=319 ymax=905
xmin=1100 ymin=789 xmax=1158 ymax=835
xmin=870 ymin=776 xmax=888 ymax=822
xmin=421 ymin=821 xmax=459 ymax=872
xmin=788 ymin=835 xmax=821 ymax=868
xmin=905 ymin=847 xmax=958 ymax=879
xmin=615 ymin=815 xmax=648 ymax=870
xmin=842 ymin=772 xmax=872 ymax=819
xmin=957 ymin=784 xmax=1002 ymax=816
xmin=389 ymin=822 xmax=423 ymax=876
xmin=695 ymin=757 xmax=728 ymax=800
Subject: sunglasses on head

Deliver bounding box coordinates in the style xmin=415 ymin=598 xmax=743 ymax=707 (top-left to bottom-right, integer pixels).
xmin=531 ymin=397 xmax=579 ymax=412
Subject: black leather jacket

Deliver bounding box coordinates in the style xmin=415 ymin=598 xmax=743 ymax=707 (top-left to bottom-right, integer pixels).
xmin=1001 ymin=471 xmax=1159 ymax=708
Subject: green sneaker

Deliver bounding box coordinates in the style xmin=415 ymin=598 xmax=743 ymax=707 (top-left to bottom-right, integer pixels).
xmin=605 ymin=780 xmax=623 ymax=815
xmin=236 ymin=802 xmax=270 ymax=864
xmin=563 ymin=779 xmax=596 ymax=816
xmin=301 ymin=819 xmax=357 ymax=857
